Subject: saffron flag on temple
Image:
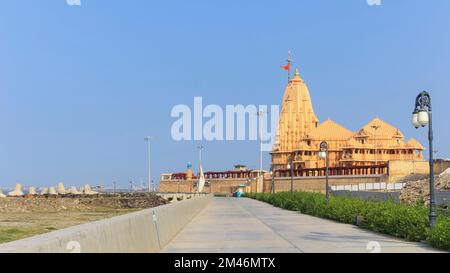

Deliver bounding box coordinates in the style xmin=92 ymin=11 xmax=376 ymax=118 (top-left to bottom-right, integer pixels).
xmin=280 ymin=63 xmax=290 ymax=70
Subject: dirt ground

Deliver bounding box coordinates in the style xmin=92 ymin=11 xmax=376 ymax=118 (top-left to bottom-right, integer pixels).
xmin=0 ymin=193 xmax=168 ymax=244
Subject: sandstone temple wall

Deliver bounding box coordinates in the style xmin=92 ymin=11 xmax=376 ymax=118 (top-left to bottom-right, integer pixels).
xmin=388 ymin=160 xmax=430 ymax=182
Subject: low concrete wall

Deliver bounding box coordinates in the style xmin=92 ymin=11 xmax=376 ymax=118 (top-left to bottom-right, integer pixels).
xmin=332 ymin=190 xmax=400 ymax=203
xmin=264 ymin=175 xmax=388 ymax=194
xmin=0 ymin=194 xmax=212 ymax=253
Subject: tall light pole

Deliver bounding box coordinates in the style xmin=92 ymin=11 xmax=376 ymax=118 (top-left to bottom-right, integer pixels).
xmin=197 ymin=145 xmax=204 ymax=193
xmin=411 ymin=91 xmax=436 ymax=228
xmin=197 ymin=145 xmax=204 ymax=168
xmin=144 ymin=136 xmax=153 ymax=192
xmin=256 ymin=110 xmax=265 ymax=180
xmin=287 ymin=155 xmax=294 ymax=193
xmin=319 ymin=141 xmax=329 ymax=204
xmin=371 ymin=125 xmax=380 ymax=169
xmin=270 ymin=167 xmax=275 ymax=194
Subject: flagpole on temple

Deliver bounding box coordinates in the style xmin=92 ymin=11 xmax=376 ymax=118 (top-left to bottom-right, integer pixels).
xmin=280 ymin=50 xmax=292 ymax=83
xmin=287 ymin=50 xmax=292 ymax=82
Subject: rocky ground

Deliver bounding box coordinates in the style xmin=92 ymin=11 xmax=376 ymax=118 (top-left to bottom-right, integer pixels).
xmin=400 ymin=169 xmax=450 ymax=206
xmin=0 ymin=193 xmax=168 ymax=243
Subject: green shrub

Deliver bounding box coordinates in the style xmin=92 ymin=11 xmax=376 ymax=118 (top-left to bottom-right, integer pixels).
xmin=361 ymin=201 xmax=429 ymax=241
xmin=244 ymin=191 xmax=450 ymax=250
xmin=428 ymin=217 xmax=450 ymax=250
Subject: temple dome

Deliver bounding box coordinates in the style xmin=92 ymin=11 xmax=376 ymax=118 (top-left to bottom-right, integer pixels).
xmin=306 ymin=119 xmax=354 ymax=140
xmin=360 ymin=117 xmax=404 ymax=139
xmin=406 ymin=138 xmax=424 ymax=149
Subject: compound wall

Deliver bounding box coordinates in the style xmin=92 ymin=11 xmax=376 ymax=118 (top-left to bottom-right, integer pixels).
xmin=0 ymin=194 xmax=212 ymax=253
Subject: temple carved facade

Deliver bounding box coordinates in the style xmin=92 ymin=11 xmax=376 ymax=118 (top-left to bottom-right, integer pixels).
xmin=271 ymin=68 xmax=424 ymax=172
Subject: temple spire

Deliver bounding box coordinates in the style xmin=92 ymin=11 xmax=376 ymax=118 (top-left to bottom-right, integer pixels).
xmin=292 ymin=68 xmax=303 ymax=83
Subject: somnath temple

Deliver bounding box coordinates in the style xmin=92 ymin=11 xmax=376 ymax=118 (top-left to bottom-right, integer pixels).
xmin=271 ymin=68 xmax=424 ymax=173
xmin=159 ymin=66 xmax=438 ymax=194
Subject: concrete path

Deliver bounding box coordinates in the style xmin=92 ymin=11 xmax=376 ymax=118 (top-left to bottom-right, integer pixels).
xmin=162 ymin=197 xmax=440 ymax=253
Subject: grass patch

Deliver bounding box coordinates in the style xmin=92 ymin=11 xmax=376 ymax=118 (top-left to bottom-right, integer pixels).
xmin=0 ymin=227 xmax=43 ymax=244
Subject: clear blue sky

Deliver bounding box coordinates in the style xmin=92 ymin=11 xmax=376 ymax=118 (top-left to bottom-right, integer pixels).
xmin=1 ymin=0 xmax=449 ymax=189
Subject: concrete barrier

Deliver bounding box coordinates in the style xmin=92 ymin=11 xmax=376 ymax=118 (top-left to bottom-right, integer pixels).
xmin=0 ymin=194 xmax=212 ymax=253
xmin=332 ymin=190 xmax=400 ymax=203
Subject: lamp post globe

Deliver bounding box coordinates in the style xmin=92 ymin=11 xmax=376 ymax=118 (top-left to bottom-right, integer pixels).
xmin=418 ymin=110 xmax=429 ymax=126
xmin=318 ymin=151 xmax=327 ymax=159
xmin=411 ymin=112 xmax=420 ymax=128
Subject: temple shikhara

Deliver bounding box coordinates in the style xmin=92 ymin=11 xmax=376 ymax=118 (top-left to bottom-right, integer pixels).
xmin=271 ymin=68 xmax=424 ymax=174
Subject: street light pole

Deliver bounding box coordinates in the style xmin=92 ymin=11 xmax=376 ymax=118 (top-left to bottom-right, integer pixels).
xmin=144 ymin=136 xmax=153 ymax=192
xmin=411 ymin=91 xmax=436 ymax=228
xmin=270 ymin=167 xmax=275 ymax=194
xmin=197 ymin=145 xmax=204 ymax=193
xmin=288 ymin=155 xmax=294 ymax=193
xmin=257 ymin=110 xmax=267 ymax=180
xmin=319 ymin=141 xmax=330 ymax=204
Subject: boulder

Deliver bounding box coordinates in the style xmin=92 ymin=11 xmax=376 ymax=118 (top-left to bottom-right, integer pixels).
xmin=48 ymin=186 xmax=57 ymax=195
xmin=39 ymin=187 xmax=48 ymax=195
xmin=66 ymin=186 xmax=81 ymax=195
xmin=28 ymin=186 xmax=37 ymax=195
xmin=8 ymin=184 xmax=24 ymax=197
xmin=83 ymin=184 xmax=98 ymax=195
xmin=57 ymin=182 xmax=66 ymax=195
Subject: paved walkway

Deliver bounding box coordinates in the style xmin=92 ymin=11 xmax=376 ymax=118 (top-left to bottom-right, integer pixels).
xmin=162 ymin=197 xmax=439 ymax=253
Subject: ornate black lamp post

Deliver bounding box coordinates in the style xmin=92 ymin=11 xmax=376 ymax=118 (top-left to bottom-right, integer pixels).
xmin=287 ymin=156 xmax=294 ymax=193
xmin=411 ymin=91 xmax=436 ymax=228
xmin=318 ymin=141 xmax=330 ymax=203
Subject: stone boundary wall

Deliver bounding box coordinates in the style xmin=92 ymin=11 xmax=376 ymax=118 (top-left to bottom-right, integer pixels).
xmin=0 ymin=194 xmax=212 ymax=253
xmin=388 ymin=160 xmax=429 ymax=182
xmin=159 ymin=179 xmax=248 ymax=194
